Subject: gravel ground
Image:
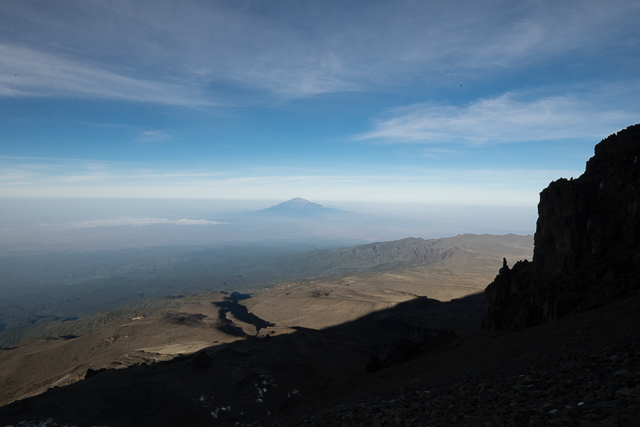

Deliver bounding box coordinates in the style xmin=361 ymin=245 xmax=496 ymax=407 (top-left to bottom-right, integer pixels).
xmin=241 ymin=294 xmax=640 ymax=427
xmin=261 ymin=342 xmax=640 ymax=427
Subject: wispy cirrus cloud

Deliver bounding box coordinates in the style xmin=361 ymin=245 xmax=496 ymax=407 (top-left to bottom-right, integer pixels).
xmin=137 ymin=130 xmax=171 ymax=143
xmin=356 ymin=93 xmax=638 ymax=145
xmin=0 ymin=156 xmax=223 ymax=188
xmin=0 ymin=43 xmax=213 ymax=107
xmin=2 ymin=1 xmax=638 ymax=101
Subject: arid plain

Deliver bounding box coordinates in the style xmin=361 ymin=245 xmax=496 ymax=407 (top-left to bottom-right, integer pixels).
xmin=0 ymin=234 xmax=532 ymax=409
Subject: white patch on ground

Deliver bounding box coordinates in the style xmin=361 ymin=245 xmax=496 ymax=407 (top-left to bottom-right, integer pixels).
xmin=254 ymin=374 xmax=278 ymax=403
xmin=210 ymin=406 xmax=231 ymax=419
xmin=16 ymin=420 xmax=75 ymax=427
xmin=287 ymin=388 xmax=301 ymax=398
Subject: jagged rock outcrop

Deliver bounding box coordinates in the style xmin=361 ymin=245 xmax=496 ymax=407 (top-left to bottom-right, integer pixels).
xmin=483 ymin=124 xmax=640 ymax=336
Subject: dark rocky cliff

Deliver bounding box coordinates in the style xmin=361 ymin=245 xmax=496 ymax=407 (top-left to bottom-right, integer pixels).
xmin=483 ymin=124 xmax=640 ymax=336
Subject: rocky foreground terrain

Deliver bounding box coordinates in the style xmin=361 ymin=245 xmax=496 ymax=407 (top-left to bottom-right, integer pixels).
xmin=247 ymin=292 xmax=640 ymax=427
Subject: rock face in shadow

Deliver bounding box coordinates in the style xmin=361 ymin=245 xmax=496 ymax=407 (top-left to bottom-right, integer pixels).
xmin=483 ymin=124 xmax=640 ymax=336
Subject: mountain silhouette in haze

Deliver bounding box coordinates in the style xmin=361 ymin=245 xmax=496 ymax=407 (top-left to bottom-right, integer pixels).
xmin=247 ymin=197 xmax=349 ymax=219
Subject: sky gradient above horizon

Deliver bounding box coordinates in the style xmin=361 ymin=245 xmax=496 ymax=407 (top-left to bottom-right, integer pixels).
xmin=1 ymin=0 xmax=639 ymax=207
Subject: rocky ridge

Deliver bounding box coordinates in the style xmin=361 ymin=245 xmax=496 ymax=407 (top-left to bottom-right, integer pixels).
xmin=483 ymin=124 xmax=640 ymax=336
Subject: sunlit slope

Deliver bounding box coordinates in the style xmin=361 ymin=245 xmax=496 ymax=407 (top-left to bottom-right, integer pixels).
xmin=279 ymin=233 xmax=532 ymax=277
xmin=245 ymin=234 xmax=532 ymax=331
xmin=0 ymin=292 xmax=256 ymax=407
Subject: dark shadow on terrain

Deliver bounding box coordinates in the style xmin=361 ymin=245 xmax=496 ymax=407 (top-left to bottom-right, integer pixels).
xmin=213 ymin=292 xmax=275 ymax=334
xmin=228 ymin=291 xmax=252 ymax=300
xmin=163 ymin=312 xmax=208 ymax=327
xmin=0 ymin=292 xmax=486 ymax=427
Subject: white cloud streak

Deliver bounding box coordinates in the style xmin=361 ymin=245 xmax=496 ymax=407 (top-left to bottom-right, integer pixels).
xmin=0 ymin=43 xmax=213 ymax=106
xmin=356 ymin=93 xmax=638 ymax=144
xmin=60 ymin=217 xmax=225 ymax=228
xmin=137 ymin=130 xmax=171 ymax=143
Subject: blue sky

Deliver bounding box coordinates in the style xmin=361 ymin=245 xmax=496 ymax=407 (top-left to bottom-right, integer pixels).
xmin=1 ymin=0 xmax=639 ymax=207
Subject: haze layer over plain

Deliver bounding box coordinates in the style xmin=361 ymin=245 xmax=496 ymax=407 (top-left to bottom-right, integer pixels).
xmin=0 ymin=198 xmax=535 ymax=253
